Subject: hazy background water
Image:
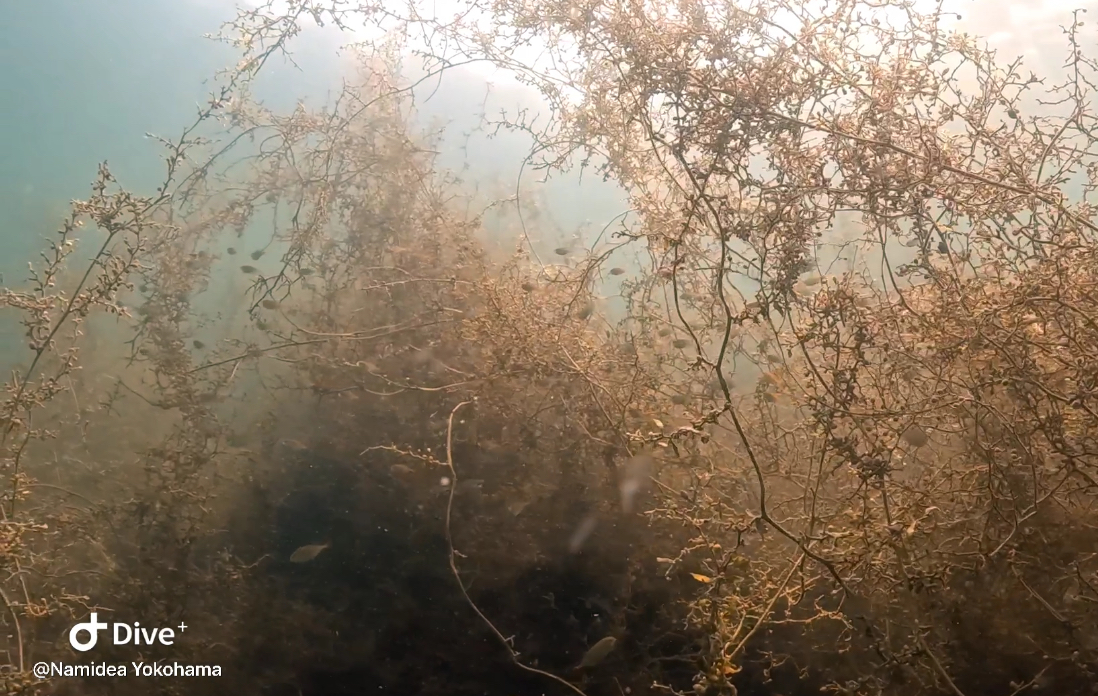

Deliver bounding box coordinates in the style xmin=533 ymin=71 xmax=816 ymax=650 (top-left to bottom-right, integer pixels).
xmin=0 ymin=0 xmax=1088 ymax=364
xmin=0 ymin=0 xmax=632 ymax=366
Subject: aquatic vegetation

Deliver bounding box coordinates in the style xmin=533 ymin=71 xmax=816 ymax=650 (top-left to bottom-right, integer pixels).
xmin=3 ymin=1 xmax=1098 ymax=695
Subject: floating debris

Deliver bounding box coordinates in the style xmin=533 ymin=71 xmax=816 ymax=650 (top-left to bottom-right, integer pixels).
xmin=577 ymin=636 xmax=617 ymax=669
xmin=250 ymin=250 xmax=264 ymax=260
xmin=261 ymin=299 xmax=279 ymax=310
xmin=289 ymin=543 xmax=329 ymax=563
xmin=609 ymin=267 xmax=625 ymax=276
xmin=240 ymin=265 xmax=257 ymax=274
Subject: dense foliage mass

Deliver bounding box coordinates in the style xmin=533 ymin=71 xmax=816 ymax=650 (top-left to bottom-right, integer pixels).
xmin=2 ymin=1 xmax=1098 ymax=695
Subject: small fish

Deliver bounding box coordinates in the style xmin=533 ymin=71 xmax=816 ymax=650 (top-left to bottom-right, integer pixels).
xmin=299 ymin=268 xmax=315 ymax=276
xmin=568 ymin=513 xmax=599 ymax=553
xmin=577 ymin=302 xmax=594 ymax=320
xmin=240 ymin=265 xmax=257 ymax=274
xmin=250 ymin=250 xmax=264 ymax=260
xmin=289 ymin=543 xmax=329 ymax=563
xmin=608 ymin=267 xmax=625 ymax=276
xmin=672 ymin=339 xmax=689 ymax=349
xmin=577 ymin=636 xmax=617 ymax=669
xmin=458 ymin=479 xmax=485 ymax=501
xmin=255 ymin=320 xmax=269 ymax=330
xmin=279 ymin=439 xmax=309 ymax=452
xmin=227 ymin=247 xmax=237 ymax=255
xmin=554 ymin=247 xmax=570 ymax=256
xmin=261 ymin=299 xmax=279 ymax=310
xmin=521 ymin=281 xmax=536 ymax=292
xmin=619 ymin=454 xmax=653 ymax=513
xmin=902 ymin=425 xmax=929 ymax=448
xmin=192 ymin=340 xmax=205 ymax=349
xmin=507 ymin=499 xmax=529 ymax=516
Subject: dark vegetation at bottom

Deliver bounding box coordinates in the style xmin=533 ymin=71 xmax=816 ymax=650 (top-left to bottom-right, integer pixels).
xmin=203 ymin=444 xmax=716 ymax=696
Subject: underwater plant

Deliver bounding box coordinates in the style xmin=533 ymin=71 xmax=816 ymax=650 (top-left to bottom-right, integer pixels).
xmin=4 ymin=1 xmax=1098 ymax=695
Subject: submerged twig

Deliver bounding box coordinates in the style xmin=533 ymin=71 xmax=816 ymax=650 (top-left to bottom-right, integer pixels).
xmin=0 ymin=587 xmax=24 ymax=673
xmin=442 ymin=400 xmax=589 ymax=696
